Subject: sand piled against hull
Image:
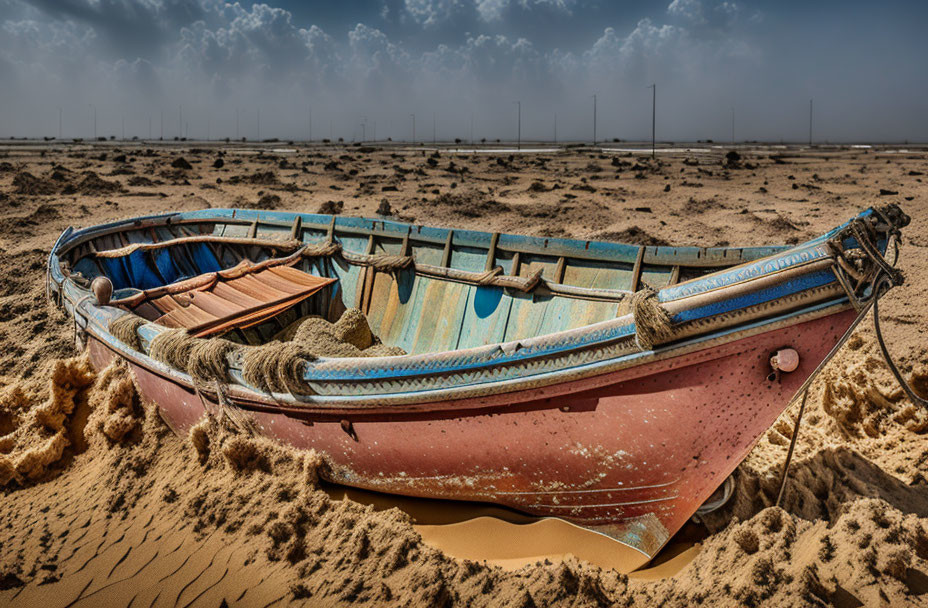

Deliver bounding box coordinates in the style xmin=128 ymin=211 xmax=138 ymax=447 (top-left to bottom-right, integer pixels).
xmin=0 ymin=357 xmax=147 ymax=488
xmin=2 ymin=345 xmax=928 ymax=606
xmin=0 ymin=357 xmax=95 ymax=486
xmin=702 ymin=327 xmax=928 ymax=537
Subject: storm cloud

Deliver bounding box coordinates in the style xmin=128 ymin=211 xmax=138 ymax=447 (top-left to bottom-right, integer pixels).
xmin=1 ymin=0 xmax=925 ymax=142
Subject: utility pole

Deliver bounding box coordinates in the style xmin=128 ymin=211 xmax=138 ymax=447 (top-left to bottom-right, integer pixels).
xmin=808 ymin=98 xmax=813 ymax=147
xmin=648 ymin=84 xmax=656 ymax=159
xmin=235 ymin=107 xmax=239 ymax=139
xmin=731 ymin=107 xmax=735 ymax=146
xmin=470 ymin=113 xmax=474 ymax=145
xmin=160 ymin=110 xmax=163 ymax=140
xmin=178 ymin=105 xmax=182 ymax=139
xmin=58 ymin=107 xmax=62 ymax=139
xmin=592 ymin=93 xmax=597 ymax=145
xmin=361 ymin=116 xmax=366 ymax=142
xmin=432 ymin=112 xmax=436 ymax=145
xmin=121 ymin=115 xmax=125 ymax=140
xmin=410 ymin=113 xmax=415 ymax=143
xmin=515 ymin=100 xmax=521 ymax=150
xmin=308 ymin=105 xmax=312 ymax=142
xmin=257 ymin=108 xmax=260 ymax=141
xmin=207 ymin=116 xmax=210 ymax=141
xmin=554 ymin=112 xmax=557 ymax=144
xmin=148 ymin=115 xmax=151 ymax=140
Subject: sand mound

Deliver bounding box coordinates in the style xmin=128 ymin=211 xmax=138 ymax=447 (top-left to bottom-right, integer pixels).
xmin=12 ymin=172 xmax=58 ymax=196
xmin=0 ymin=358 xmax=147 ymax=488
xmin=276 ymin=307 xmax=406 ymax=358
xmin=85 ymin=362 xmax=143 ymax=444
xmin=0 ymin=357 xmax=96 ymax=486
xmin=678 ymin=500 xmax=928 ymax=607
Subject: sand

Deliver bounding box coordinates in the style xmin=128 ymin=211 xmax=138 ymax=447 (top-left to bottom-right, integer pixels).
xmin=0 ymin=141 xmax=926 ymax=606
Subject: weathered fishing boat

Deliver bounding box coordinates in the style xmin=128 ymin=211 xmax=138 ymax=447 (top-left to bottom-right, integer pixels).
xmin=48 ymin=204 xmax=909 ymax=566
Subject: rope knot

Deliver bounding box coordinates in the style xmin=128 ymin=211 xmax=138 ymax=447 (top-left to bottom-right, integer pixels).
xmin=630 ymin=287 xmax=674 ymax=351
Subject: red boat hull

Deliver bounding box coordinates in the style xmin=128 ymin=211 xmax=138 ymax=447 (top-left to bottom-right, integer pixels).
xmin=88 ymin=308 xmax=856 ymax=559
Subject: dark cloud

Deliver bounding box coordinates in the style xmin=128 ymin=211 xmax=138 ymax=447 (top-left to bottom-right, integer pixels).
xmin=0 ymin=0 xmax=925 ymax=141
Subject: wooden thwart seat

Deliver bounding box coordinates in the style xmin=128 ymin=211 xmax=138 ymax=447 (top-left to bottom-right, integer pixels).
xmin=116 ymin=259 xmax=335 ymax=338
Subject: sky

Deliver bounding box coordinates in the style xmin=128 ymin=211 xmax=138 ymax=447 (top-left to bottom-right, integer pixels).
xmin=0 ymin=0 xmax=926 ymax=143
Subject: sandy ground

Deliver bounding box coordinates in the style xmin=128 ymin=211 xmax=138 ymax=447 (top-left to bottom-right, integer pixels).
xmin=0 ymin=141 xmax=926 ymax=606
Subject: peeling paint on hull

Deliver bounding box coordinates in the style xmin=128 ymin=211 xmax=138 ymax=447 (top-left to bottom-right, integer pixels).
xmin=88 ymin=307 xmax=856 ymax=560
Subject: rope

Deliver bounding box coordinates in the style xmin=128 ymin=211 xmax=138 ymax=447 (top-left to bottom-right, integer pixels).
xmin=149 ymin=328 xmax=199 ymax=371
xmin=109 ymin=313 xmax=147 ymax=351
xmin=475 ymin=267 xmax=503 ymax=285
xmin=302 ymin=241 xmax=342 ymax=258
xmin=775 ymin=388 xmax=809 ymax=507
xmin=241 ymin=341 xmax=315 ymax=395
xmin=188 ymin=338 xmax=239 ymax=384
xmin=630 ymin=287 xmax=674 ymax=350
xmin=872 ymin=272 xmax=928 ymax=409
xmin=341 ymin=249 xmax=414 ymax=271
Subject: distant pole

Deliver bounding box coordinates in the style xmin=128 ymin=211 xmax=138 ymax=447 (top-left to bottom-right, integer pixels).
xmin=410 ymin=113 xmax=415 ymax=143
xmin=257 ymin=108 xmax=260 ymax=140
xmin=432 ymin=112 xmax=436 ymax=145
xmin=308 ymin=105 xmax=312 ymax=142
xmin=554 ymin=112 xmax=557 ymax=144
xmin=515 ymin=100 xmax=521 ymax=150
xmin=207 ymin=117 xmax=210 ymax=141
xmin=58 ymin=107 xmax=62 ymax=139
xmin=121 ymin=115 xmax=125 ymax=140
xmin=160 ymin=110 xmax=163 ymax=139
xmin=592 ymin=93 xmax=597 ymax=145
xmin=178 ymin=105 xmax=182 ymax=139
xmin=361 ymin=117 xmax=366 ymax=142
xmin=148 ymin=115 xmax=151 ymax=140
xmin=648 ymin=84 xmax=656 ymax=159
xmin=470 ymin=113 xmax=474 ymax=145
xmin=808 ymin=98 xmax=813 ymax=147
xmin=235 ymin=108 xmax=239 ymax=139
xmin=731 ymin=107 xmax=735 ymax=145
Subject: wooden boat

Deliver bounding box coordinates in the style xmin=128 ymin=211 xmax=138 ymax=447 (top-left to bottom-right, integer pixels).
xmin=47 ymin=204 xmax=909 ymax=566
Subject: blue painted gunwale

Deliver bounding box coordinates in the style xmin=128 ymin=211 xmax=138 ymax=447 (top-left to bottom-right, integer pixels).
xmin=47 ymin=207 xmax=878 ymax=394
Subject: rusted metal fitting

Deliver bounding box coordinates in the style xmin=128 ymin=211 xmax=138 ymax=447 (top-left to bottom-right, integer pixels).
xmin=768 ymin=348 xmax=799 ymax=382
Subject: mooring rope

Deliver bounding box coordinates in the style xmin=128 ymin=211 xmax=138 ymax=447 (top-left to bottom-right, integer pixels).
xmin=871 ymin=272 xmax=928 ymax=409
xmin=775 ymin=388 xmax=809 ymax=507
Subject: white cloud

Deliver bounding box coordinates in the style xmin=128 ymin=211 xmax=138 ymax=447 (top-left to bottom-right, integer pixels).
xmin=403 ymin=0 xmax=461 ymax=26
xmin=402 ymin=0 xmax=575 ymax=25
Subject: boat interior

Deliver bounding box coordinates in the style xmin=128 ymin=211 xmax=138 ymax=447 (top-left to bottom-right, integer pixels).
xmin=58 ymin=211 xmax=794 ymax=355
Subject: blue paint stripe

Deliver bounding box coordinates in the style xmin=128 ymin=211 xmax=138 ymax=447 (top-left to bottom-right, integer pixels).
xmin=672 ymin=270 xmax=837 ymax=323
xmin=303 ymin=323 xmax=638 ymax=381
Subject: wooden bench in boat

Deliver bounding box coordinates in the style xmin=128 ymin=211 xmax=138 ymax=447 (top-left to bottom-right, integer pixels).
xmin=110 ymin=257 xmax=334 ymax=338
